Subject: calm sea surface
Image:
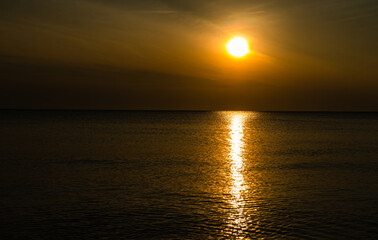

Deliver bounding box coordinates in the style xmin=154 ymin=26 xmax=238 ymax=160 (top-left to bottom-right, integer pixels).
xmin=1 ymin=111 xmax=378 ymax=239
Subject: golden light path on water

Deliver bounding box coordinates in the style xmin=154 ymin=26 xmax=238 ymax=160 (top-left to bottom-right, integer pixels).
xmin=227 ymin=113 xmax=249 ymax=237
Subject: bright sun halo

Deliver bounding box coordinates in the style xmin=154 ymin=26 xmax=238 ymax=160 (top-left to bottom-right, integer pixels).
xmin=226 ymin=37 xmax=250 ymax=58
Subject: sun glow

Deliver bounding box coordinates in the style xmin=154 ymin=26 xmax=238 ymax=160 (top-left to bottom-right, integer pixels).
xmin=226 ymin=37 xmax=250 ymax=58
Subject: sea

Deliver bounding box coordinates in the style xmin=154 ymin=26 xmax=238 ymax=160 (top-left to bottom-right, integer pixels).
xmin=1 ymin=110 xmax=378 ymax=239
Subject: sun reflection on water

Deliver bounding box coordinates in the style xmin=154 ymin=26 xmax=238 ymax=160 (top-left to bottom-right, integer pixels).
xmin=227 ymin=113 xmax=248 ymax=237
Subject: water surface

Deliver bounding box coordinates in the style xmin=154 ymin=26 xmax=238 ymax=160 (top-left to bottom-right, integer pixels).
xmin=1 ymin=111 xmax=378 ymax=239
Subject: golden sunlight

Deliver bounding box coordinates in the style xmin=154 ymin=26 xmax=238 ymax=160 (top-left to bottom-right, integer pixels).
xmin=226 ymin=37 xmax=250 ymax=58
xmin=227 ymin=113 xmax=248 ymax=232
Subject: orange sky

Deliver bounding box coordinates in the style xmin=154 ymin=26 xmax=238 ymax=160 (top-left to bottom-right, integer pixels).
xmin=0 ymin=0 xmax=377 ymax=110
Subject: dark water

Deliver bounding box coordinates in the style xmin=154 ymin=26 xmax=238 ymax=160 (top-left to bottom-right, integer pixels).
xmin=1 ymin=111 xmax=378 ymax=239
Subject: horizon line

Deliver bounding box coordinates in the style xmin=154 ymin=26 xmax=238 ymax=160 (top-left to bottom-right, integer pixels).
xmin=1 ymin=108 xmax=377 ymax=113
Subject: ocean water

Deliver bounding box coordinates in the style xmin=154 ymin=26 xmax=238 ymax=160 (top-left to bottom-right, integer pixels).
xmin=1 ymin=110 xmax=378 ymax=239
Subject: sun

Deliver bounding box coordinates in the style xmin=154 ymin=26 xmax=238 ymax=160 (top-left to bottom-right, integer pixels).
xmin=226 ymin=37 xmax=250 ymax=58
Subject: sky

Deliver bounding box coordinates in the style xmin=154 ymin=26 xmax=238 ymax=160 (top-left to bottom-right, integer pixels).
xmin=0 ymin=0 xmax=377 ymax=110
